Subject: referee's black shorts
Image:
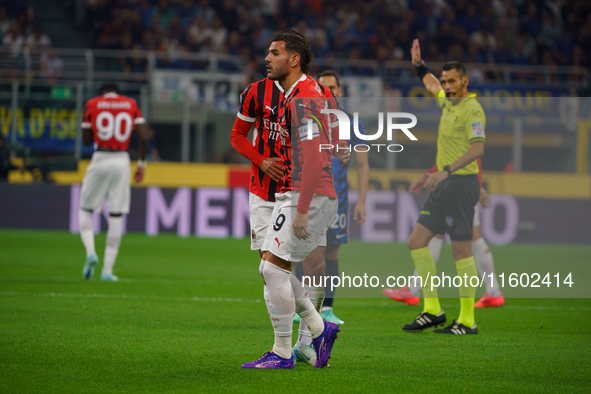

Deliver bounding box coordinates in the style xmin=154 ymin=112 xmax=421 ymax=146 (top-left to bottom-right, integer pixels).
xmin=417 ymin=175 xmax=480 ymax=241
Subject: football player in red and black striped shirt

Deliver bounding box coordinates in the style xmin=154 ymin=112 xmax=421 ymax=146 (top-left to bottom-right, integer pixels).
xmin=235 ymin=79 xmax=285 ymax=202
xmin=241 ymin=30 xmax=342 ymax=370
xmin=231 ymin=78 xmax=285 ymax=254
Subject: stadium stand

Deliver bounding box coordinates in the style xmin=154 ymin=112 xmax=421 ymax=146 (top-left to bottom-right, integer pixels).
xmin=0 ymin=0 xmax=589 ymax=173
xmin=2 ymin=0 xmax=589 ymax=84
xmin=81 ymin=0 xmax=590 ymax=81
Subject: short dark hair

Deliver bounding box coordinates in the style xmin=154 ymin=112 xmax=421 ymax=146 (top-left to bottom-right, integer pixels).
xmin=442 ymin=61 xmax=467 ymax=78
xmin=317 ymin=69 xmax=340 ymax=87
xmin=271 ymin=29 xmax=313 ymax=74
xmin=98 ymin=82 xmax=119 ymax=95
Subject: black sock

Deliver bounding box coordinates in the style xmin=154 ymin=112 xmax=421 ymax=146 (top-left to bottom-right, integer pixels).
xmin=294 ymin=263 xmax=304 ymax=282
xmin=324 ymin=259 xmax=339 ymax=308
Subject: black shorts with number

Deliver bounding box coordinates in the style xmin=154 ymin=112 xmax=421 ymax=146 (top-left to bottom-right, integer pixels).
xmin=326 ymin=193 xmax=348 ymax=245
xmin=417 ymin=175 xmax=479 ymax=241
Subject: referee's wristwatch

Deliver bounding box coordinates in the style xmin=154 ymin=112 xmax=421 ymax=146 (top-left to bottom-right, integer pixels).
xmin=443 ymin=165 xmax=452 ymax=176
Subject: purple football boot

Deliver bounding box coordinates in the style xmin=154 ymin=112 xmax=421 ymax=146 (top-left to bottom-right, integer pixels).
xmin=312 ymin=321 xmax=340 ymax=368
xmin=241 ymin=352 xmax=295 ymax=369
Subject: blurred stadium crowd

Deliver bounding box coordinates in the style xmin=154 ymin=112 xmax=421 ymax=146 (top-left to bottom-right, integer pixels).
xmin=0 ymin=0 xmax=590 ymax=84
xmin=0 ymin=0 xmax=60 ymax=82
xmin=0 ymin=0 xmax=589 ymax=172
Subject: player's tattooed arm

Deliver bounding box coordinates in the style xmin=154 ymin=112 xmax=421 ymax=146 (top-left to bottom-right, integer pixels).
xmin=82 ymin=126 xmax=93 ymax=146
xmin=136 ymin=123 xmax=148 ymax=161
xmin=82 ymin=102 xmax=93 ymax=146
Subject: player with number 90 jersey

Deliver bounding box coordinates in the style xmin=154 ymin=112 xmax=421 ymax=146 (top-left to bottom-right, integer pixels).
xmin=82 ymin=92 xmax=145 ymax=151
xmin=78 ymin=84 xmax=148 ymax=283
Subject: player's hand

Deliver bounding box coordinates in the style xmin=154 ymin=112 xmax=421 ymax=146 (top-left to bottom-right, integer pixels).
xmin=334 ymin=141 xmax=351 ymax=164
xmin=260 ymin=157 xmax=283 ymax=182
xmin=479 ymin=187 xmax=491 ymax=207
xmin=134 ymin=167 xmax=145 ymax=184
xmin=353 ymin=203 xmax=366 ymax=225
xmin=411 ymin=39 xmax=422 ymax=64
xmin=409 ymin=177 xmax=426 ymax=194
xmin=293 ymin=212 xmax=310 ymax=240
xmin=424 ymin=171 xmax=448 ymax=192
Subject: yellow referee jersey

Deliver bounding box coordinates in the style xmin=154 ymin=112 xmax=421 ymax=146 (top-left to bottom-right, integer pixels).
xmin=435 ymin=89 xmax=486 ymax=176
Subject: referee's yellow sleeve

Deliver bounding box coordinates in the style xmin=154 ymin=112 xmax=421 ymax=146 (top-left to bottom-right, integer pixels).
xmin=436 ymin=89 xmax=446 ymax=108
xmin=465 ymin=110 xmax=486 ymax=144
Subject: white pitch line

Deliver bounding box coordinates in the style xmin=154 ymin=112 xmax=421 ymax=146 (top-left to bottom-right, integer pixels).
xmin=0 ymin=291 xmax=590 ymax=311
xmin=0 ymin=291 xmax=263 ymax=304
xmin=0 ymin=276 xmax=249 ymax=286
xmin=500 ymin=305 xmax=591 ymax=311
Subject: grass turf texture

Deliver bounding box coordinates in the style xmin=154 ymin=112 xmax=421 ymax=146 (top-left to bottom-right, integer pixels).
xmin=1 ymin=230 xmax=590 ymax=392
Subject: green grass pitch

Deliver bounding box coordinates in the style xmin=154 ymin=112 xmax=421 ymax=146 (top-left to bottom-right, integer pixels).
xmin=1 ymin=230 xmax=590 ymax=392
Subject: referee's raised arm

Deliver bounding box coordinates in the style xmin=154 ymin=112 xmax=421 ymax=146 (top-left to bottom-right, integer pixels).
xmin=411 ymin=39 xmax=441 ymax=97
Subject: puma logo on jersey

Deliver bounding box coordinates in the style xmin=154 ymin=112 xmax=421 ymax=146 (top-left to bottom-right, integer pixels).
xmin=266 ymin=105 xmax=277 ymax=115
xmin=274 ymin=237 xmax=284 ymax=248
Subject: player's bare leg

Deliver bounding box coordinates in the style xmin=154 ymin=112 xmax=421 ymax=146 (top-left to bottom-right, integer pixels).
xmin=80 ymin=207 xmax=98 ymax=279
xmin=471 ymin=225 xmax=504 ymax=307
xmin=100 ymin=212 xmax=123 ymax=281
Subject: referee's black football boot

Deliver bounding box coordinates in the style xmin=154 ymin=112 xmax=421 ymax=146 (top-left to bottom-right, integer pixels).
xmin=402 ymin=310 xmax=446 ymax=332
xmin=434 ymin=320 xmax=478 ymax=335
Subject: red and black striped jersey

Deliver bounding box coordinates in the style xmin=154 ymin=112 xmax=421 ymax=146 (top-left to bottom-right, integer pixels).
xmin=236 ymin=78 xmax=285 ymax=202
xmin=278 ymin=74 xmax=339 ymax=212
xmin=82 ymin=93 xmax=144 ymax=151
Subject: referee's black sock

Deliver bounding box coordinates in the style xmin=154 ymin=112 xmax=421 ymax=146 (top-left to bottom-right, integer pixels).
xmin=323 ymin=259 xmax=339 ymax=308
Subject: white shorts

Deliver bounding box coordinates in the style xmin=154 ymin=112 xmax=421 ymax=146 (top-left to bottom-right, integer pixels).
xmin=249 ymin=192 xmax=275 ymax=250
xmin=262 ymin=191 xmax=337 ymax=262
xmin=473 ymin=208 xmax=481 ymax=227
xmin=80 ymin=152 xmax=131 ymax=213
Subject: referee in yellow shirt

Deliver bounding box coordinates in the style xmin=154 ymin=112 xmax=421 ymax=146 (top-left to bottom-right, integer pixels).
xmin=403 ymin=39 xmax=485 ymax=335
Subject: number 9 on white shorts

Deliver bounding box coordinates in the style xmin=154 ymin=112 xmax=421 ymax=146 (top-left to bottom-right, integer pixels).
xmin=262 ymin=191 xmax=337 ymax=262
